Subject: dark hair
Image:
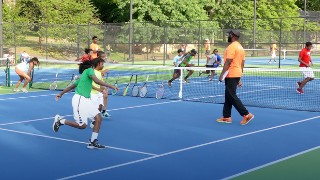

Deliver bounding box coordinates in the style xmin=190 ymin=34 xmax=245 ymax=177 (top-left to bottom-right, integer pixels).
xmin=27 ymin=57 xmax=39 ymax=68
xmin=84 ymin=48 xmax=93 ymax=54
xmin=306 ymin=42 xmax=312 ymax=47
xmin=92 ymin=36 xmax=98 ymax=40
xmin=97 ymin=51 xmax=105 ymax=57
xmin=92 ymin=58 xmax=105 ymax=68
xmin=79 ymin=60 xmax=93 ymax=74
xmin=213 ymin=49 xmax=218 ymax=52
xmin=177 ymin=49 xmax=183 ymax=53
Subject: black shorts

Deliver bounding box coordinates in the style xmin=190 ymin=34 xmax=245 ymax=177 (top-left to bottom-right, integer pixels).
xmin=205 ymin=65 xmax=215 ymax=73
xmin=174 ymin=69 xmax=180 ymax=74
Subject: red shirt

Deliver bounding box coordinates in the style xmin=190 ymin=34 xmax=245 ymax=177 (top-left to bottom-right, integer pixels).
xmin=299 ymin=48 xmax=311 ymax=67
xmin=80 ymin=55 xmax=93 ymax=62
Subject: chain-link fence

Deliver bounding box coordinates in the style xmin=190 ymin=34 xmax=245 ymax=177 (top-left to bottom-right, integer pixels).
xmin=2 ymin=17 xmax=319 ymax=66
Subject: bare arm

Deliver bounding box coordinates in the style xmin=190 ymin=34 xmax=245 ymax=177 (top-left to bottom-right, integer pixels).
xmin=91 ymin=75 xmax=118 ymax=90
xmin=298 ymin=57 xmax=310 ymax=67
xmin=310 ymin=58 xmax=314 ymax=67
xmin=27 ymin=63 xmax=34 ymax=77
xmin=74 ymin=57 xmax=82 ymax=61
xmin=55 ymin=84 xmax=76 ymax=100
xmin=92 ymin=85 xmax=103 ymax=92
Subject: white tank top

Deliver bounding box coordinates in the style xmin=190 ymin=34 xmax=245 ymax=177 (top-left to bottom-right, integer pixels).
xmin=16 ymin=62 xmax=30 ymax=71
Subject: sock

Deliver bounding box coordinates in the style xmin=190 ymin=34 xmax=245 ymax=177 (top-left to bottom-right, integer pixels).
xmin=102 ymin=110 xmax=106 ymax=113
xmin=60 ymin=119 xmax=66 ymax=125
xmin=185 ymin=75 xmax=189 ymax=79
xmin=91 ymin=132 xmax=98 ymax=142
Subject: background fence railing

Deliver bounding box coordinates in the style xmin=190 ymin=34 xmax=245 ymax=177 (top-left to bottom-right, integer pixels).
xmin=1 ymin=17 xmax=319 ymax=66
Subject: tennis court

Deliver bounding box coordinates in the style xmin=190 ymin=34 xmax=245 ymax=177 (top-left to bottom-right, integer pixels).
xmin=1 ymin=61 xmax=320 ymax=180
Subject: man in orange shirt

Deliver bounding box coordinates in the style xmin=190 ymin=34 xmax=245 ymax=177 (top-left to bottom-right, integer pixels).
xmin=268 ymin=42 xmax=278 ymax=64
xmin=90 ymin=36 xmax=101 ymax=58
xmin=217 ymin=29 xmax=254 ymax=125
xmin=205 ymin=39 xmax=210 ymax=55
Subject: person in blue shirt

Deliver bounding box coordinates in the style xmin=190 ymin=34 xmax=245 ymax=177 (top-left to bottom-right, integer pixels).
xmin=167 ymin=49 xmax=183 ymax=87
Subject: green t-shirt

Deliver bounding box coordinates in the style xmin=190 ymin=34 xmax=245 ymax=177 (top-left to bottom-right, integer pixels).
xmin=75 ymin=68 xmax=95 ymax=98
xmin=91 ymin=69 xmax=102 ymax=94
xmin=181 ymin=53 xmax=192 ymax=67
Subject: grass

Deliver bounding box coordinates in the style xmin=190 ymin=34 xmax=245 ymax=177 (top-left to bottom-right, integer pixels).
xmin=0 ymin=85 xmax=44 ymax=95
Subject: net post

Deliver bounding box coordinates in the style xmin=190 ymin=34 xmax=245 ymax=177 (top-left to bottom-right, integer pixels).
xmin=29 ymin=69 xmax=34 ymax=89
xmin=178 ymin=67 xmax=183 ymax=99
xmin=283 ymin=50 xmax=286 ymax=60
xmin=6 ymin=58 xmax=10 ymax=87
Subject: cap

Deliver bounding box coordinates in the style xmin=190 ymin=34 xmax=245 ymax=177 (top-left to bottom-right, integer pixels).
xmin=191 ymin=49 xmax=197 ymax=54
xmin=227 ymin=29 xmax=240 ymax=38
xmin=205 ymin=39 xmax=209 ymax=41
xmin=177 ymin=49 xmax=183 ymax=53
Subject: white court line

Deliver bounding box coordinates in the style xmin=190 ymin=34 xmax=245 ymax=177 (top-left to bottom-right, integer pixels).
xmin=56 ymin=115 xmax=320 ymax=180
xmin=0 ymin=100 xmax=181 ymax=126
xmin=221 ymin=145 xmax=320 ymax=180
xmin=0 ymin=93 xmax=58 ymax=100
xmin=0 ymin=127 xmax=156 ymax=156
xmin=0 ymin=90 xmax=50 ymax=96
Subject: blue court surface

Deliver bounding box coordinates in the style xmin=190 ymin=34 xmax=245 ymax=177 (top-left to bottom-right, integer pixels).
xmin=1 ymin=90 xmax=320 ymax=180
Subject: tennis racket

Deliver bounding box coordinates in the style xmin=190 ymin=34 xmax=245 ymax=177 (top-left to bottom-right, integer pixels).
xmin=218 ymin=70 xmax=229 ymax=84
xmin=123 ymin=75 xmax=133 ymax=96
xmin=131 ymin=75 xmax=139 ymax=97
xmin=112 ymin=74 xmax=120 ymax=95
xmin=50 ymin=72 xmax=58 ymax=90
xmin=140 ymin=75 xmax=149 ymax=98
xmin=156 ymin=77 xmax=165 ymax=99
xmin=66 ymin=74 xmax=77 ymax=89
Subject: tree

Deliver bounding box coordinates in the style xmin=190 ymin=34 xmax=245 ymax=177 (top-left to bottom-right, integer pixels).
xmin=296 ymin=0 xmax=320 ymax=11
xmin=90 ymin=0 xmax=120 ymax=23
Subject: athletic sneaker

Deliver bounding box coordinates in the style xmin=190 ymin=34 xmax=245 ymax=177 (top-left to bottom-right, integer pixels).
xmin=240 ymin=113 xmax=254 ymax=125
xmin=297 ymin=81 xmax=302 ymax=87
xmin=87 ymin=139 xmax=106 ymax=149
xmin=268 ymin=61 xmax=271 ymax=64
xmin=296 ymin=88 xmax=304 ymax=94
xmin=90 ymin=121 xmax=95 ymax=128
xmin=13 ymin=88 xmax=20 ymax=92
xmin=217 ymin=117 xmax=232 ymax=123
xmin=21 ymin=88 xmax=28 ymax=93
xmin=274 ymin=61 xmax=277 ymax=63
xmin=53 ymin=114 xmax=63 ymax=132
xmin=209 ymin=79 xmax=214 ymax=82
xmin=102 ymin=111 xmax=111 ymax=118
xmin=167 ymin=81 xmax=172 ymax=87
xmin=184 ymin=78 xmax=190 ymax=83
xmin=198 ymin=70 xmax=202 ymax=76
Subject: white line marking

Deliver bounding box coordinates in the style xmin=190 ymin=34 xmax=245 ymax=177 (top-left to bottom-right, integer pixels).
xmin=0 ymin=90 xmax=50 ymax=96
xmin=0 ymin=101 xmax=181 ymax=126
xmin=221 ymin=145 xmax=320 ymax=180
xmin=0 ymin=93 xmax=58 ymax=100
xmin=56 ymin=115 xmax=320 ymax=180
xmin=0 ymin=127 xmax=157 ymax=156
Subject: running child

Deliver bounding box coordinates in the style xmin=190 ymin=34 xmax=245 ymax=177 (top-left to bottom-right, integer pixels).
xmin=268 ymin=42 xmax=279 ymax=64
xmin=14 ymin=57 xmax=39 ymax=93
xmin=297 ymin=42 xmax=314 ymax=94
xmin=97 ymin=51 xmax=111 ymax=118
xmin=53 ymin=60 xmax=119 ymax=149
xmin=167 ymin=49 xmax=183 ymax=87
xmin=199 ymin=49 xmax=221 ymax=81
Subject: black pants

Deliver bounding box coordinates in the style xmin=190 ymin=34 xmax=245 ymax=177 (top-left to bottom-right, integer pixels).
xmin=223 ymin=78 xmax=248 ymax=118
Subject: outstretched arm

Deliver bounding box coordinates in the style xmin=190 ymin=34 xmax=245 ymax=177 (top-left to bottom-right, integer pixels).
xmin=55 ymin=84 xmax=76 ymax=100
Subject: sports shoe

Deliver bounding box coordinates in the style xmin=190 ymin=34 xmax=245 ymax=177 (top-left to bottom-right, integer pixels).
xmin=274 ymin=61 xmax=277 ymax=63
xmin=297 ymin=81 xmax=302 ymax=87
xmin=296 ymin=88 xmax=304 ymax=94
xmin=87 ymin=139 xmax=106 ymax=149
xmin=184 ymin=78 xmax=190 ymax=83
xmin=21 ymin=88 xmax=28 ymax=93
xmin=102 ymin=111 xmax=112 ymax=118
xmin=240 ymin=113 xmax=254 ymax=125
xmin=209 ymin=79 xmax=214 ymax=82
xmin=268 ymin=61 xmax=271 ymax=64
xmin=90 ymin=121 xmax=95 ymax=128
xmin=167 ymin=81 xmax=172 ymax=87
xmin=198 ymin=70 xmax=202 ymax=76
xmin=217 ymin=117 xmax=232 ymax=123
xmin=53 ymin=114 xmax=63 ymax=132
xmin=13 ymin=88 xmax=20 ymax=92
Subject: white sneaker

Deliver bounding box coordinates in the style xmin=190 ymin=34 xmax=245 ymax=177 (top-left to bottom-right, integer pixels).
xmin=21 ymin=88 xmax=28 ymax=93
xmin=198 ymin=70 xmax=202 ymax=76
xmin=268 ymin=61 xmax=271 ymax=64
xmin=13 ymin=88 xmax=20 ymax=92
xmin=274 ymin=61 xmax=277 ymax=63
xmin=90 ymin=121 xmax=95 ymax=128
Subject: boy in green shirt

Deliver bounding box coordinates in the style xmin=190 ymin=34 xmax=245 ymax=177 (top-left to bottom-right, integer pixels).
xmin=53 ymin=60 xmax=119 ymax=149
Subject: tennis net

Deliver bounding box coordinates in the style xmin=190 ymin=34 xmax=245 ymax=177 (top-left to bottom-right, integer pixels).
xmin=0 ymin=58 xmax=10 ymax=86
xmin=30 ymin=59 xmax=320 ymax=112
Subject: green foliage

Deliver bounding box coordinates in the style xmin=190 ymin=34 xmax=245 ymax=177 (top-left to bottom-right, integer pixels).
xmin=296 ymin=0 xmax=320 ymax=11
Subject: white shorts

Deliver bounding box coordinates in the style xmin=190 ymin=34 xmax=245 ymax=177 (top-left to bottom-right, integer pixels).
xmin=271 ymin=53 xmax=276 ymax=58
xmin=72 ymin=94 xmax=100 ymax=126
xmin=300 ymin=67 xmax=315 ymax=79
xmin=90 ymin=93 xmax=104 ymax=107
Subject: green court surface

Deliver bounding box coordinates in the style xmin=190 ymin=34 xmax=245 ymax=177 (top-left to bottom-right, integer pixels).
xmin=232 ymin=147 xmax=320 ymax=180
xmin=0 ymin=85 xmax=43 ymax=95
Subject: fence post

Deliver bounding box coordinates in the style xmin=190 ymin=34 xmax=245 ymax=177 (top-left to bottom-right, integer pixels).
xmin=14 ymin=23 xmax=16 ymax=64
xmin=46 ymin=25 xmax=48 ymax=60
xmin=103 ymin=23 xmax=106 ymax=53
xmin=147 ymin=27 xmax=149 ymax=61
xmin=279 ymin=18 xmax=283 ymax=69
xmin=77 ymin=23 xmax=79 ymax=59
xmin=163 ymin=21 xmax=166 ymax=66
xmin=88 ymin=23 xmax=91 ymax=48
xmin=198 ymin=20 xmax=200 ymax=67
xmin=132 ymin=23 xmax=135 ymax=65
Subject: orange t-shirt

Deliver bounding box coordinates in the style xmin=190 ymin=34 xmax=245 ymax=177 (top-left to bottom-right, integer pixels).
xmin=271 ymin=44 xmax=276 ymax=53
xmin=205 ymin=43 xmax=210 ymax=51
xmin=90 ymin=43 xmax=100 ymax=58
xmin=224 ymin=41 xmax=245 ymax=78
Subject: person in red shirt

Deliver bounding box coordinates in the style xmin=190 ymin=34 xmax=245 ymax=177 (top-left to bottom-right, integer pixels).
xmin=297 ymin=42 xmax=314 ymax=94
xmin=75 ymin=48 xmax=94 ymax=62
